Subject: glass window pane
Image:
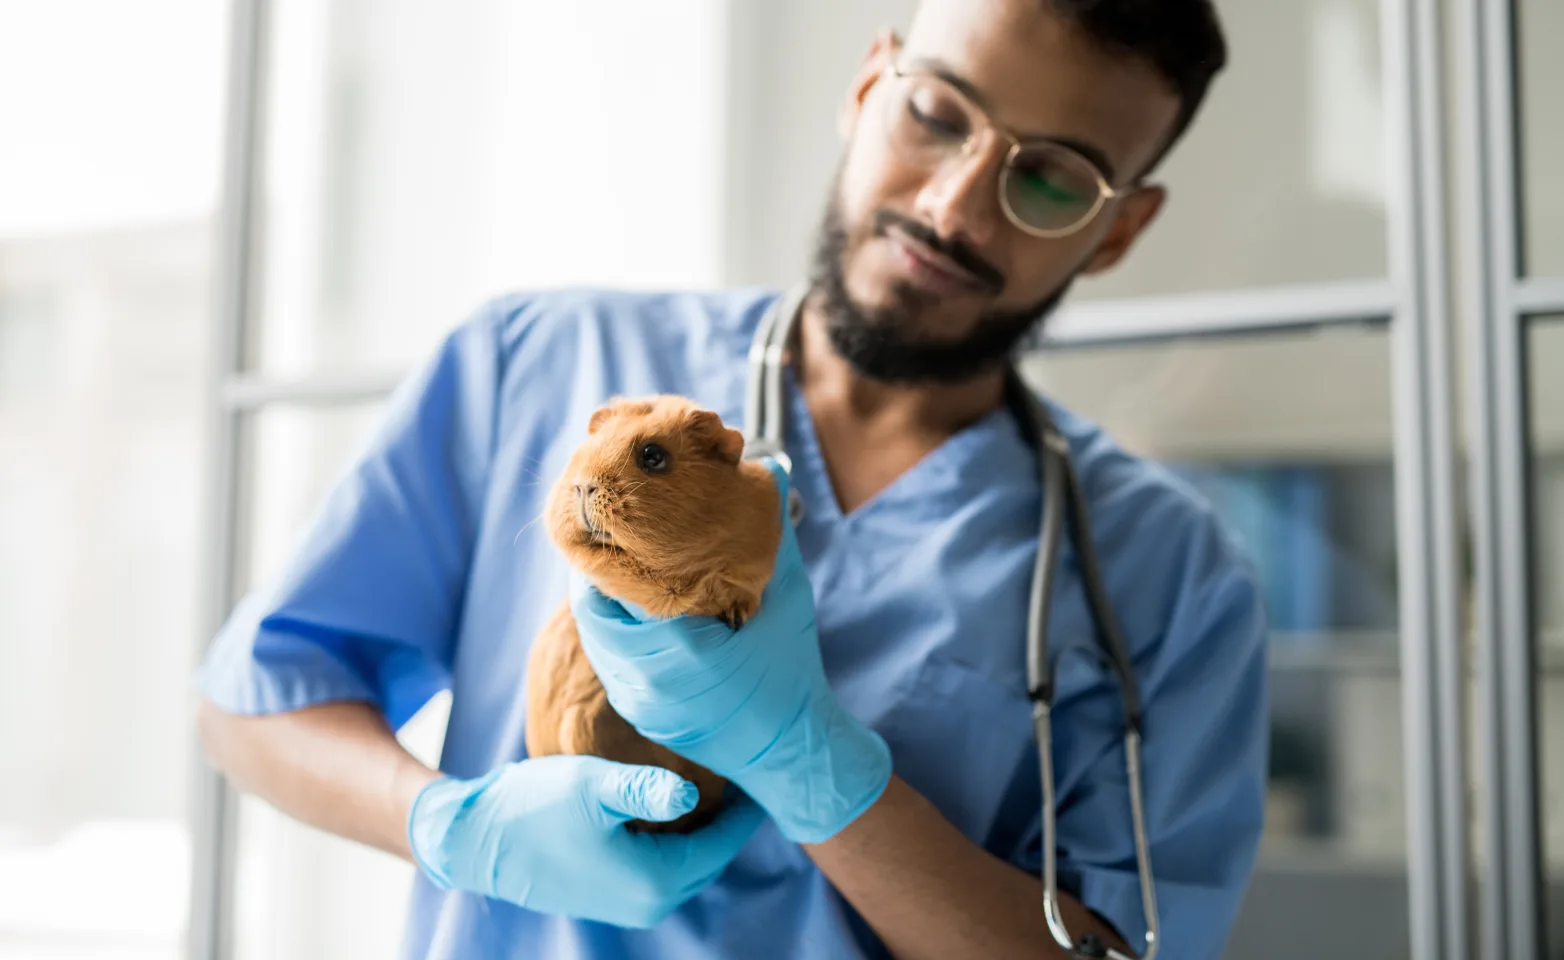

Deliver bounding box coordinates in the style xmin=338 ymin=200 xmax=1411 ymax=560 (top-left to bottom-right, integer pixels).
xmin=1020 ymin=324 xmax=1407 ymax=959
xmin=1075 ymin=0 xmax=1388 ymax=299
xmin=0 ymin=4 xmax=226 ymax=958
xmin=1527 ymin=316 xmax=1564 ymax=951
xmin=0 ymin=234 xmax=210 ymax=960
xmin=248 ymin=0 xmax=728 ymax=376
xmin=724 ymin=0 xmax=1389 ymax=299
xmin=1519 ymin=0 xmax=1564 ymax=277
xmin=230 ymin=402 xmax=449 ymax=960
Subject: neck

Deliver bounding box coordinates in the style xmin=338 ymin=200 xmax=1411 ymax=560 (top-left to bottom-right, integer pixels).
xmin=791 ymin=295 xmax=1009 ymax=437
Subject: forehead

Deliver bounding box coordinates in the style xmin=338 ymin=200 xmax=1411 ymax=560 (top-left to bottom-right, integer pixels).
xmin=900 ymin=0 xmax=1180 ymax=182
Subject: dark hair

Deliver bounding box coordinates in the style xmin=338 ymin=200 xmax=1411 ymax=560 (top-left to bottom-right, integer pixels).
xmin=1044 ymin=0 xmax=1228 ymax=176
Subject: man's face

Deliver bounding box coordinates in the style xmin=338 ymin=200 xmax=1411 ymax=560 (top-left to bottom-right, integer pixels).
xmin=812 ymin=0 xmax=1182 ymax=384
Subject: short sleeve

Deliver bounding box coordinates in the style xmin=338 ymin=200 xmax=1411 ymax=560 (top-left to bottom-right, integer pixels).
xmin=1010 ymin=514 xmax=1270 ymax=959
xmin=193 ymin=300 xmax=508 ymax=730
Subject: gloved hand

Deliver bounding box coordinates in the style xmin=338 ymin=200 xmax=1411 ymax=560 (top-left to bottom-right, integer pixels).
xmin=406 ymin=754 xmax=764 ymax=928
xmin=567 ymin=458 xmax=892 ymax=845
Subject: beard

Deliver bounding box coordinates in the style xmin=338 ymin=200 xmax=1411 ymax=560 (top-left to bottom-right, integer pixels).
xmin=805 ymin=179 xmax=1073 ymax=386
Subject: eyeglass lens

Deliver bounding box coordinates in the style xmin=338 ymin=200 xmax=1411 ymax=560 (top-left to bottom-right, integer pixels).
xmin=885 ymin=70 xmax=1105 ymax=234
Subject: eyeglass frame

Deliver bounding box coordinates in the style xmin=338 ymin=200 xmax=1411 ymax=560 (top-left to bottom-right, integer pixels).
xmin=873 ymin=54 xmax=1145 ymax=240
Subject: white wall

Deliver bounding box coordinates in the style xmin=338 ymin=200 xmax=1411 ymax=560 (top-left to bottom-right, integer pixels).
xmin=1517 ymin=0 xmax=1564 ymax=276
xmin=255 ymin=0 xmax=730 ymax=376
xmin=718 ymin=0 xmax=919 ymax=287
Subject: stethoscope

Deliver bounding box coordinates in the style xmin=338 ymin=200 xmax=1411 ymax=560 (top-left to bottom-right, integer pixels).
xmin=741 ymin=283 xmax=1160 ymax=960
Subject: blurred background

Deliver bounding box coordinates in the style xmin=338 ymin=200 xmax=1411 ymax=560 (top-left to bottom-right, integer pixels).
xmin=0 ymin=1 xmax=1559 ymax=958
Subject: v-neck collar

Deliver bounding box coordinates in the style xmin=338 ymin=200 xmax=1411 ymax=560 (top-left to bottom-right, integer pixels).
xmin=779 ymin=364 xmax=1027 ymax=527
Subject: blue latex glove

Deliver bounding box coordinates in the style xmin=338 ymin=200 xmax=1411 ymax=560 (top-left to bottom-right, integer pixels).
xmin=567 ymin=458 xmax=892 ymax=845
xmin=406 ymin=755 xmax=764 ymax=928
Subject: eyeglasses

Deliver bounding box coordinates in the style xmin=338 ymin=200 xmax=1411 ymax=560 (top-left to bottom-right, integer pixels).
xmin=877 ymin=60 xmax=1125 ymax=239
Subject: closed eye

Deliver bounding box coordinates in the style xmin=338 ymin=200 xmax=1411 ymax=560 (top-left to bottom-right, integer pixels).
xmin=908 ymin=101 xmax=965 ymax=140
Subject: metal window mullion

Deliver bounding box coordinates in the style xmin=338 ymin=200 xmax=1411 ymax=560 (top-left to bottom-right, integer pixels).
xmin=1410 ymin=0 xmax=1475 ymax=947
xmin=190 ymin=0 xmax=269 ymax=958
xmin=1456 ymin=0 xmax=1546 ymax=954
xmin=1035 ymin=279 xmax=1396 ymax=348
xmin=1384 ymin=0 xmax=1469 ymax=953
xmin=222 ymin=370 xmax=408 ymax=409
xmin=1407 ymin=0 xmax=1472 ymax=949
xmin=1480 ymin=0 xmax=1545 ymax=953
xmin=1451 ymin=0 xmax=1506 ymax=954
xmin=1493 ymin=308 xmax=1542 ymax=959
xmin=1515 ymin=276 xmax=1564 ymax=314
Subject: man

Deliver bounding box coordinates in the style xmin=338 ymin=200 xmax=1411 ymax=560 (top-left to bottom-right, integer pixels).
xmin=194 ymin=0 xmax=1269 ymax=957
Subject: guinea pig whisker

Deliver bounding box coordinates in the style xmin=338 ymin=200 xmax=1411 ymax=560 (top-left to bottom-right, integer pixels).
xmin=516 ymin=457 xmax=547 ymax=481
xmin=587 ymin=517 xmax=622 ymax=550
xmin=513 ymin=511 xmax=546 ymax=545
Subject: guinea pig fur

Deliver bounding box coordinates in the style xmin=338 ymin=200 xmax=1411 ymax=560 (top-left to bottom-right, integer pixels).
xmin=523 ymin=395 xmax=783 ymax=833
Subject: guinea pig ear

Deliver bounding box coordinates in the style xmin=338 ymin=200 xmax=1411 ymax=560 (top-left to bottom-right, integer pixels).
xmin=588 ymin=397 xmax=631 ymax=434
xmin=588 ymin=408 xmax=613 ymax=435
xmin=686 ymin=409 xmax=745 ymax=464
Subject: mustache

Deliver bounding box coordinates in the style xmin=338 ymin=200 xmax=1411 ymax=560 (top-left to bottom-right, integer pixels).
xmin=872 ymin=209 xmax=1005 ymax=295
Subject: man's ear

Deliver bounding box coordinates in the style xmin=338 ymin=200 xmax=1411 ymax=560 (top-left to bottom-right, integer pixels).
xmin=1079 ymin=185 xmax=1166 ymax=277
xmin=838 ymin=29 xmax=899 ymax=143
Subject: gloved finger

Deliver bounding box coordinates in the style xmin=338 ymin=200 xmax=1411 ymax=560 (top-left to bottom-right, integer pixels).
xmin=759 ymin=455 xmax=791 ymax=508
xmin=760 ymin=456 xmax=796 ymax=533
xmin=568 ymin=570 xmax=675 ymax=632
xmin=757 ymin=512 xmax=810 ymax=607
xmin=567 ymin=579 xmax=671 ymax=662
xmin=574 ymin=610 xmax=728 ymax=676
xmin=654 ymin=793 xmax=767 ymax=886
xmin=758 ymin=456 xmax=805 ymax=571
xmin=593 ymin=762 xmax=700 ymax=825
xmin=567 ymin=570 xmax=636 ymax=623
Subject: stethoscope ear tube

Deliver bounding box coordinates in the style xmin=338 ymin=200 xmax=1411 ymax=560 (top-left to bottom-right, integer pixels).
xmin=743 ymin=283 xmax=808 ymax=466
xmin=1008 ymin=370 xmax=1142 ymax=727
xmin=1060 ymin=447 xmax=1143 ymax=733
xmin=1123 ymin=729 xmax=1161 ymax=959
xmin=1010 ymin=370 xmax=1157 ymax=960
xmin=1038 ymin=729 xmax=1161 ymax=959
xmin=744 ymin=290 xmax=1158 ymax=958
xmin=1026 ymin=400 xmax=1066 ymax=710
xmin=743 ymin=284 xmax=810 ymax=526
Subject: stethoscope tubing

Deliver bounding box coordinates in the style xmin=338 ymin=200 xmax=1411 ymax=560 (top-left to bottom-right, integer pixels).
xmin=742 ymin=283 xmax=1158 ymax=959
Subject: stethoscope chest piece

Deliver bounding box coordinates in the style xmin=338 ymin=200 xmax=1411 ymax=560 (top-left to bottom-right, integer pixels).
xmin=742 ymin=442 xmax=806 ymax=526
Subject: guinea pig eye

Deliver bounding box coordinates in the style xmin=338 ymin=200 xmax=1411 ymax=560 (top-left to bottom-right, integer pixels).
xmin=636 ymin=442 xmax=670 ymax=474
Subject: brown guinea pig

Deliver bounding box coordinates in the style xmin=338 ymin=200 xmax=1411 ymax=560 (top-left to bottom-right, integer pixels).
xmin=523 ymin=395 xmax=782 ymax=833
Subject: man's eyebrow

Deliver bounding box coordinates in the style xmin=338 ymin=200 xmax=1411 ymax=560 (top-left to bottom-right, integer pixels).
xmin=903 ymin=56 xmax=1120 ymax=183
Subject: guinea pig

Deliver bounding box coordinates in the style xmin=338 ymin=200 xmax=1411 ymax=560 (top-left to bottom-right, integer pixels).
xmin=523 ymin=395 xmax=783 ymax=833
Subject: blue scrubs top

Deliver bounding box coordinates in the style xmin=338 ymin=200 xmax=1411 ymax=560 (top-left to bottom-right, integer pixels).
xmin=196 ymin=287 xmax=1270 ymax=960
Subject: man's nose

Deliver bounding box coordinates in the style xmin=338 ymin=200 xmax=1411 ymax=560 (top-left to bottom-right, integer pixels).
xmin=918 ymin=145 xmax=1003 ymax=248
